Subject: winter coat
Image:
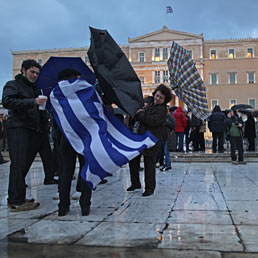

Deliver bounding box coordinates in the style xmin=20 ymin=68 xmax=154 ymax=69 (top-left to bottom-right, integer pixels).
xmin=2 ymin=74 xmax=49 ymax=133
xmin=208 ymin=105 xmax=226 ymax=133
xmin=172 ymin=107 xmax=187 ymax=133
xmin=136 ymin=98 xmax=167 ymax=156
xmin=244 ymin=116 xmax=256 ymax=139
xmin=224 ymin=114 xmax=244 ymax=137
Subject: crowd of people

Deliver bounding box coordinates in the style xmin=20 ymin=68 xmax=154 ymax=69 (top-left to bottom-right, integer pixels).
xmin=1 ymin=58 xmax=257 ymax=215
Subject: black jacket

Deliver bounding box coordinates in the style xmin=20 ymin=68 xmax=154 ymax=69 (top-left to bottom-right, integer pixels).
xmin=208 ymin=105 xmax=226 ymax=133
xmin=136 ymin=98 xmax=167 ymax=156
xmin=2 ymin=74 xmax=49 ymax=133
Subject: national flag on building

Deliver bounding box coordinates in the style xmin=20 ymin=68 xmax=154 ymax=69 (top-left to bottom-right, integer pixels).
xmin=166 ymin=6 xmax=173 ymax=14
xmin=50 ymin=79 xmax=157 ymax=189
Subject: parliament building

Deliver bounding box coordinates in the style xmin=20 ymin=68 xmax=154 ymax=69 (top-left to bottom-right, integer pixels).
xmin=12 ymin=26 xmax=258 ymax=111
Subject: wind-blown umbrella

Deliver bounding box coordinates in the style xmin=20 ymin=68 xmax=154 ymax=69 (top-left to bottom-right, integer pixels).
xmin=167 ymin=41 xmax=209 ymax=120
xmin=35 ymin=56 xmax=96 ymax=97
xmin=87 ymin=27 xmax=144 ymax=117
xmin=231 ymin=104 xmax=252 ymax=111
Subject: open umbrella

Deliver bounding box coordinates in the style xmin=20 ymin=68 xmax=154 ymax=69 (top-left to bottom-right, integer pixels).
xmin=167 ymin=41 xmax=209 ymax=120
xmin=35 ymin=56 xmax=96 ymax=97
xmin=231 ymin=104 xmax=252 ymax=111
xmin=87 ymin=27 xmax=144 ymax=117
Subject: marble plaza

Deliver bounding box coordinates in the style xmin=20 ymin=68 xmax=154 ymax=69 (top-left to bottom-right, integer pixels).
xmin=1 ymin=158 xmax=258 ymax=257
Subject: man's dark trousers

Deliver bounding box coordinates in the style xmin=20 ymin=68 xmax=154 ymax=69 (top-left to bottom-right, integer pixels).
xmin=58 ymin=136 xmax=91 ymax=210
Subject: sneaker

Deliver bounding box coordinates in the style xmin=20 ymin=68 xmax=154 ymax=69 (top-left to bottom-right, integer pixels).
xmin=8 ymin=198 xmax=35 ymax=208
xmin=10 ymin=201 xmax=40 ymax=212
xmin=160 ymin=166 xmax=171 ymax=171
xmin=232 ymin=161 xmax=238 ymax=165
xmin=127 ymin=185 xmax=141 ymax=191
xmin=238 ymin=161 xmax=247 ymax=165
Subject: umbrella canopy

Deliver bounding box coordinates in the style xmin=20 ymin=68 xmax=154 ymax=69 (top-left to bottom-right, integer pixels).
xmin=231 ymin=104 xmax=252 ymax=111
xmin=167 ymin=41 xmax=209 ymax=120
xmin=35 ymin=56 xmax=96 ymax=97
xmin=87 ymin=27 xmax=144 ymax=117
xmin=237 ymin=109 xmax=253 ymax=115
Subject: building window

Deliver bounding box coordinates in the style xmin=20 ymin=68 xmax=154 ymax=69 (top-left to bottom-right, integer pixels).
xmin=249 ymin=98 xmax=256 ymax=109
xmin=163 ymin=48 xmax=168 ymax=61
xmin=247 ymin=48 xmax=254 ymax=58
xmin=85 ymin=56 xmax=89 ymax=64
xmin=37 ymin=59 xmax=42 ymax=65
xmin=210 ymin=49 xmax=216 ymax=59
xmin=155 ymin=71 xmax=160 ymax=83
xmin=211 ymin=99 xmax=218 ymax=109
xmin=210 ymin=73 xmax=218 ymax=85
xmin=139 ymin=77 xmax=145 ymax=85
xmin=229 ymin=72 xmax=237 ymax=85
xmin=187 ymin=50 xmax=193 ymax=58
xmin=247 ymin=72 xmax=255 ymax=84
xmin=163 ymin=71 xmax=169 ymax=83
xmin=229 ymin=99 xmax=237 ymax=107
xmin=154 ymin=48 xmax=160 ymax=62
xmin=228 ymin=49 xmax=235 ymax=59
xmin=139 ymin=52 xmax=145 ymax=62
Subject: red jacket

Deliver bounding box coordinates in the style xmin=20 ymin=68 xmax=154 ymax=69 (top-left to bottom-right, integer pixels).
xmin=172 ymin=107 xmax=187 ymax=132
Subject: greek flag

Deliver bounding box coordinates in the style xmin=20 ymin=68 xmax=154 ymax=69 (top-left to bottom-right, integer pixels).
xmin=50 ymin=79 xmax=157 ymax=189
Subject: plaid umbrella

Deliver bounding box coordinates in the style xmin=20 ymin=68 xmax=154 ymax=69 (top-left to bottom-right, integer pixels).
xmin=167 ymin=41 xmax=209 ymax=120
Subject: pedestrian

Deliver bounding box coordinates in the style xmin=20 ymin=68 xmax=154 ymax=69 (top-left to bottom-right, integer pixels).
xmin=189 ymin=114 xmax=201 ymax=151
xmin=208 ymin=105 xmax=226 ymax=153
xmin=160 ymin=113 xmax=176 ymax=171
xmin=244 ymin=114 xmax=256 ymax=151
xmin=55 ymin=69 xmax=92 ymax=216
xmin=172 ymin=107 xmax=187 ymax=152
xmin=2 ymin=59 xmax=48 ymax=211
xmin=127 ymin=84 xmax=172 ymax=196
xmin=0 ymin=114 xmax=8 ymax=164
xmin=224 ymin=109 xmax=246 ymax=165
xmin=184 ymin=111 xmax=191 ymax=151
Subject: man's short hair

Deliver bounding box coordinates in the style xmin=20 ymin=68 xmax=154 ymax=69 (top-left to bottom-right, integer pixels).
xmin=21 ymin=59 xmax=41 ymax=72
xmin=58 ymin=69 xmax=81 ymax=82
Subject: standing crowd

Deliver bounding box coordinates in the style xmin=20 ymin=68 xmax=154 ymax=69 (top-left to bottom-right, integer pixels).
xmin=1 ymin=59 xmax=257 ymax=216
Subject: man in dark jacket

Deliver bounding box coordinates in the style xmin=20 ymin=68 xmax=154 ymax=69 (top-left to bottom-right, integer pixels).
xmin=208 ymin=105 xmax=226 ymax=153
xmin=2 ymin=59 xmax=49 ymax=211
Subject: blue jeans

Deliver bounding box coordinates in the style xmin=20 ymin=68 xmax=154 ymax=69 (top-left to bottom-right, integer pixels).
xmin=163 ymin=140 xmax=171 ymax=167
xmin=176 ymin=132 xmax=185 ymax=152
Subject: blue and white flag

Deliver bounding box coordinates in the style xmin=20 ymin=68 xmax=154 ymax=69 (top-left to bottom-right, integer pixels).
xmin=50 ymin=79 xmax=157 ymax=189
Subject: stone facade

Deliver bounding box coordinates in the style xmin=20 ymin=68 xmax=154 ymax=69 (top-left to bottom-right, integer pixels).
xmin=12 ymin=26 xmax=258 ymax=110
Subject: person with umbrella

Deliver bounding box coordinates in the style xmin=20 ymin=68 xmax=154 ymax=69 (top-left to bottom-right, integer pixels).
xmin=224 ymin=109 xmax=246 ymax=165
xmin=127 ymin=84 xmax=172 ymax=197
xmin=244 ymin=114 xmax=256 ymax=151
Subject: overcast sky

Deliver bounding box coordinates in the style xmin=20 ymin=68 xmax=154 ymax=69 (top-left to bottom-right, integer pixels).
xmin=1 ymin=0 xmax=258 ymax=94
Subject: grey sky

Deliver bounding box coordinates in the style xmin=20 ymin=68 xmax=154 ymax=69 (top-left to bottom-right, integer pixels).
xmin=1 ymin=0 xmax=258 ymax=93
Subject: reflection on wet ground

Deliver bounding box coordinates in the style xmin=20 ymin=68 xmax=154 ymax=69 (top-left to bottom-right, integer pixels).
xmin=1 ymin=160 xmax=258 ymax=257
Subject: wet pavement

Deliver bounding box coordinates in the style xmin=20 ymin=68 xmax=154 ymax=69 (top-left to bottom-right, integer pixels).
xmin=1 ymin=158 xmax=258 ymax=257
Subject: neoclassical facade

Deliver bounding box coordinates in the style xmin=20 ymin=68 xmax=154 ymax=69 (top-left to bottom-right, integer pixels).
xmin=12 ymin=26 xmax=258 ymax=110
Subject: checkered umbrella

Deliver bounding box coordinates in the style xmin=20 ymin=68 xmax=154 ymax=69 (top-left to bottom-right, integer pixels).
xmin=167 ymin=41 xmax=209 ymax=120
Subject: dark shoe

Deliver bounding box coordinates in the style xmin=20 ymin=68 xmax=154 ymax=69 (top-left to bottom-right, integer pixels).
xmin=58 ymin=207 xmax=69 ymax=216
xmin=99 ymin=179 xmax=108 ymax=184
xmin=81 ymin=206 xmax=90 ymax=216
xmin=218 ymin=150 xmax=224 ymax=153
xmin=160 ymin=166 xmax=171 ymax=171
xmin=127 ymin=185 xmax=141 ymax=191
xmin=238 ymin=161 xmax=247 ymax=165
xmin=232 ymin=161 xmax=238 ymax=165
xmin=44 ymin=179 xmax=58 ymax=185
xmin=0 ymin=160 xmax=8 ymax=164
xmin=139 ymin=166 xmax=144 ymax=171
xmin=142 ymin=191 xmax=153 ymax=197
xmin=10 ymin=201 xmax=40 ymax=212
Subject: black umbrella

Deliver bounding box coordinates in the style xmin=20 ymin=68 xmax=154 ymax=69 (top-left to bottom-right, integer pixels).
xmin=87 ymin=27 xmax=144 ymax=117
xmin=237 ymin=109 xmax=253 ymax=115
xmin=251 ymin=110 xmax=258 ymax=117
xmin=231 ymin=104 xmax=252 ymax=111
